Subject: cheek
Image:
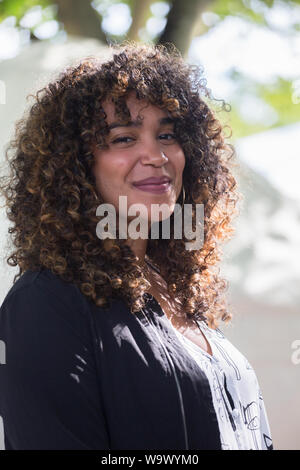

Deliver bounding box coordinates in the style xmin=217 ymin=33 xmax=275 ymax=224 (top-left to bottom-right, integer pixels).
xmin=93 ymin=152 xmax=135 ymax=200
xmin=94 ymin=152 xmax=128 ymax=181
xmin=175 ymin=148 xmax=186 ymax=174
xmin=93 ymin=153 xmax=114 ymax=198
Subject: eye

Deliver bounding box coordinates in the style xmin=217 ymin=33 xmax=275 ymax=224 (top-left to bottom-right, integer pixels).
xmin=111 ymin=136 xmax=135 ymax=144
xmin=159 ymin=133 xmax=176 ymax=141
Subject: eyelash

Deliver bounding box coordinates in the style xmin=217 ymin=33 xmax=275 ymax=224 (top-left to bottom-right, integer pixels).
xmin=111 ymin=133 xmax=176 ymax=144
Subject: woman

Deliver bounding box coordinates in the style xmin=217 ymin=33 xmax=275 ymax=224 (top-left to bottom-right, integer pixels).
xmin=0 ymin=43 xmax=273 ymax=450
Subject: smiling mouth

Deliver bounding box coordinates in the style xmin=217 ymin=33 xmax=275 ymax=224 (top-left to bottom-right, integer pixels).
xmin=132 ymin=181 xmax=172 ymax=194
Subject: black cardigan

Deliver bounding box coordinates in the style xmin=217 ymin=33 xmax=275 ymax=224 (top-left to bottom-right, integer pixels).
xmin=0 ymin=268 xmax=222 ymax=450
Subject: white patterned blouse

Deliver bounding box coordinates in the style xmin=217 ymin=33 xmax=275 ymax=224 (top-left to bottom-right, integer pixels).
xmin=169 ymin=318 xmax=274 ymax=450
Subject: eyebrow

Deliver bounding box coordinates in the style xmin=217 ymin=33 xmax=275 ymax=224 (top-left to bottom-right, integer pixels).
xmin=107 ymin=117 xmax=175 ymax=131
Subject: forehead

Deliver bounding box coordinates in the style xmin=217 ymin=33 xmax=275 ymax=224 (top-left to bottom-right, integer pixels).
xmin=102 ymin=91 xmax=169 ymax=123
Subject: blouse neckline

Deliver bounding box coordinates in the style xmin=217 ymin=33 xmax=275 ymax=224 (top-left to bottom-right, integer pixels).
xmin=144 ymin=292 xmax=217 ymax=361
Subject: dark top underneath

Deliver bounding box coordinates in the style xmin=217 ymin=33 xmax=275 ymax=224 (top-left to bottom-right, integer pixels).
xmin=0 ymin=268 xmax=221 ymax=450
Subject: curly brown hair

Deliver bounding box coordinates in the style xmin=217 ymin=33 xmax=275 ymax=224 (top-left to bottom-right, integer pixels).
xmin=0 ymin=42 xmax=241 ymax=329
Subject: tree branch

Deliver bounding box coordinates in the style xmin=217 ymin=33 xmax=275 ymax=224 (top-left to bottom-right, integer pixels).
xmin=55 ymin=0 xmax=107 ymax=43
xmin=127 ymin=0 xmax=153 ymax=42
xmin=157 ymin=0 xmax=212 ymax=56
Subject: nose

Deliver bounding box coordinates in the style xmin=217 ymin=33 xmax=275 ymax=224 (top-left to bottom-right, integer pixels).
xmin=139 ymin=139 xmax=168 ymax=166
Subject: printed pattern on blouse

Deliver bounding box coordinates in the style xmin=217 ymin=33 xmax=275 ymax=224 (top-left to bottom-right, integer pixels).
xmin=169 ymin=320 xmax=273 ymax=450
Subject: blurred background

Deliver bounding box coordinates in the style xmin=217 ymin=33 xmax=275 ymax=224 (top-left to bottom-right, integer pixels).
xmin=0 ymin=0 xmax=299 ymax=450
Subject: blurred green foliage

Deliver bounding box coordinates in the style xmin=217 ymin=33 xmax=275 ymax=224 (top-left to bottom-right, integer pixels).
xmin=259 ymin=78 xmax=300 ymax=126
xmin=0 ymin=0 xmax=299 ymax=139
xmin=213 ymin=0 xmax=300 ymax=31
xmin=0 ymin=0 xmax=50 ymax=21
xmin=224 ymin=77 xmax=300 ymax=140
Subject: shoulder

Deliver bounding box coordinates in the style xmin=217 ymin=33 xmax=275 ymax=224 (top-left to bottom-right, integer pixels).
xmin=2 ymin=268 xmax=85 ymax=309
xmin=0 ymin=268 xmax=94 ymax=344
xmin=0 ymin=268 xmax=128 ymax=338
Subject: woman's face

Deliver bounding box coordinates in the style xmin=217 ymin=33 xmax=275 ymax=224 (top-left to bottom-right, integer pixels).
xmin=92 ymin=91 xmax=185 ymax=228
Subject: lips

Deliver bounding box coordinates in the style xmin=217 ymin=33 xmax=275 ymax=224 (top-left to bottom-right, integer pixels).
xmin=132 ymin=176 xmax=171 ymax=186
xmin=132 ymin=177 xmax=172 ymax=194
